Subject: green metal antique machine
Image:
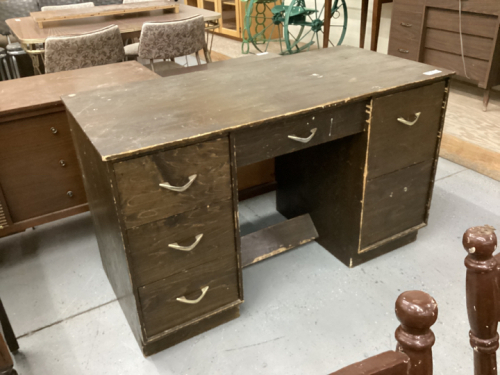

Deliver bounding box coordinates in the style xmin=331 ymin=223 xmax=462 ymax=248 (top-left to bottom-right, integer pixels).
xmin=242 ymin=0 xmax=347 ymax=55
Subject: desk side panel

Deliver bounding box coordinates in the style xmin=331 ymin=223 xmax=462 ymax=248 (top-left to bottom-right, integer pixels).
xmin=67 ymin=113 xmax=143 ymax=348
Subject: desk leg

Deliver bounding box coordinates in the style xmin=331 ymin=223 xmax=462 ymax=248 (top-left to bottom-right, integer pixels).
xmin=275 ymin=134 xmax=367 ymax=266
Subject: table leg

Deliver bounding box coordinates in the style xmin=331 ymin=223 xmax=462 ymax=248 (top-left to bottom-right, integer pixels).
xmin=360 ymin=0 xmax=369 ymax=48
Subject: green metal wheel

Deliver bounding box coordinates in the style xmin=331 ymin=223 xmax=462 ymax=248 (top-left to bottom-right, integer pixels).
xmin=283 ymin=0 xmax=347 ymax=54
xmin=242 ymin=0 xmax=284 ymax=54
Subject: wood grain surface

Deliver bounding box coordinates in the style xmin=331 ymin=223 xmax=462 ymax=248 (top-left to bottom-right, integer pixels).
xmin=62 ymin=46 xmax=453 ymax=161
xmin=127 ymin=200 xmax=236 ymax=286
xmin=114 ymin=137 xmax=232 ymax=228
xmin=330 ymin=351 xmax=410 ymax=375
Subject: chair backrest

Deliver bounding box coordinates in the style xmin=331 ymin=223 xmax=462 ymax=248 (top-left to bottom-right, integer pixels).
xmin=463 ymin=225 xmax=499 ymax=375
xmin=44 ymin=24 xmax=125 ymax=74
xmin=330 ymin=290 xmax=438 ymax=375
xmin=138 ymin=15 xmax=206 ymax=60
xmin=41 ymin=2 xmax=94 ymax=11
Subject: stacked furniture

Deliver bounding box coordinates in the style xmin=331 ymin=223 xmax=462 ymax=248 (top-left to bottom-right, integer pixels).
xmin=62 ymin=46 xmax=453 ymax=355
xmin=388 ymin=0 xmax=500 ymax=110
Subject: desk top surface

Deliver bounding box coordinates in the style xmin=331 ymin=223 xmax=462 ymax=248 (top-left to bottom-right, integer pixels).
xmin=6 ymin=4 xmax=220 ymax=44
xmin=0 ymin=61 xmax=158 ymax=119
xmin=63 ymin=46 xmax=453 ymax=162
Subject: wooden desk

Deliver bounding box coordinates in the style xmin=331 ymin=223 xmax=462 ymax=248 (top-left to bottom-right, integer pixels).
xmin=0 ymin=61 xmax=158 ymax=237
xmin=388 ymin=0 xmax=500 ymax=110
xmin=63 ymin=46 xmax=453 ymax=355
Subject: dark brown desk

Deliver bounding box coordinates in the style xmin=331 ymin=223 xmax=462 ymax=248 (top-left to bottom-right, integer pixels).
xmin=63 ymin=46 xmax=453 ymax=355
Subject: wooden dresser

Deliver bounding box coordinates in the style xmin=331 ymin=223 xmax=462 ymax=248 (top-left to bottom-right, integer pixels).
xmin=0 ymin=62 xmax=158 ymax=237
xmin=62 ymin=46 xmax=453 ymax=355
xmin=388 ymin=0 xmax=500 ymax=110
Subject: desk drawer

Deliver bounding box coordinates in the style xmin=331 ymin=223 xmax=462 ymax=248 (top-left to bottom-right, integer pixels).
xmin=139 ymin=255 xmax=239 ymax=337
xmin=128 ymin=200 xmax=236 ymax=286
xmin=234 ymin=101 xmax=367 ymax=167
xmin=360 ymin=160 xmax=434 ymax=250
xmin=114 ymin=138 xmax=232 ymax=229
xmin=367 ymin=81 xmax=445 ymax=179
xmin=388 ymin=5 xmax=423 ymax=61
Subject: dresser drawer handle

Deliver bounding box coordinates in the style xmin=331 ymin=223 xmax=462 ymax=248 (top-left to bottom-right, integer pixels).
xmin=397 ymin=112 xmax=421 ymax=126
xmin=176 ymin=286 xmax=209 ymax=304
xmin=159 ymin=174 xmax=197 ymax=192
xmin=398 ymin=49 xmax=409 ymax=54
xmin=168 ymin=234 xmax=204 ymax=252
xmin=288 ymin=128 xmax=317 ymax=143
xmin=401 ymin=22 xmax=412 ymax=27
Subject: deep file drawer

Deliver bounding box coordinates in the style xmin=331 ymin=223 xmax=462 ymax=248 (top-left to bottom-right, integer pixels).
xmin=127 ymin=200 xmax=236 ymax=286
xmin=139 ymin=255 xmax=239 ymax=338
xmin=114 ymin=137 xmax=232 ymax=229
xmin=367 ymin=81 xmax=445 ymax=179
xmin=360 ymin=160 xmax=434 ymax=250
xmin=234 ymin=101 xmax=368 ymax=167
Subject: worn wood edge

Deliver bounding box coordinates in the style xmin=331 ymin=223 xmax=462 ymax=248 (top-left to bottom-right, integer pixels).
xmin=440 ymin=133 xmax=500 ymax=182
xmin=329 ymin=351 xmax=410 ymax=375
xmin=229 ymin=133 xmax=244 ymax=301
xmin=95 ymin=78 xmax=454 ymax=162
xmin=358 ymin=223 xmax=426 ymax=255
xmin=0 ymin=203 xmax=89 ymax=238
xmin=356 ymin=100 xmax=373 ymax=259
xmin=144 ymin=299 xmax=243 ymax=344
xmin=0 ymin=103 xmax=65 ymax=123
xmin=241 ymin=214 xmax=319 ymax=268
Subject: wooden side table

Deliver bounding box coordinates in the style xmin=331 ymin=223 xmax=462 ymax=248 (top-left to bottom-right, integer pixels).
xmin=360 ymin=0 xmax=393 ymax=51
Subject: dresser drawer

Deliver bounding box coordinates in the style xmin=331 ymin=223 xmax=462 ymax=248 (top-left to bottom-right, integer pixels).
xmin=360 ymin=160 xmax=434 ymax=250
xmin=128 ymin=200 xmax=236 ymax=286
xmin=367 ymin=81 xmax=445 ymax=179
xmin=234 ymin=101 xmax=367 ymax=167
xmin=114 ymin=138 xmax=232 ymax=229
xmin=426 ymin=8 xmax=498 ymax=39
xmin=425 ymin=28 xmax=494 ymax=61
xmin=388 ymin=4 xmax=423 ymax=61
xmin=139 ymin=255 xmax=239 ymax=337
xmin=426 ymin=0 xmax=499 ymax=17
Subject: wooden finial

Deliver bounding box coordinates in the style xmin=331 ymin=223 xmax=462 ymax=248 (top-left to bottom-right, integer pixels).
xmin=395 ymin=290 xmax=438 ymax=375
xmin=463 ymin=225 xmax=498 ymax=375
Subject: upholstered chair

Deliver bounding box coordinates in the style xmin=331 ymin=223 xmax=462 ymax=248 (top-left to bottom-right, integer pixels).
xmin=44 ymin=24 xmax=125 ymax=74
xmin=41 ymin=2 xmax=94 ymax=11
xmin=124 ymin=15 xmax=210 ymax=72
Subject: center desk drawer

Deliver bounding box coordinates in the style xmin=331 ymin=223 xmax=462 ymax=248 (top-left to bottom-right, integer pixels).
xmin=114 ymin=138 xmax=232 ymax=228
xmin=128 ymin=200 xmax=236 ymax=286
xmin=367 ymin=81 xmax=445 ymax=179
xmin=234 ymin=101 xmax=368 ymax=167
xmin=139 ymin=255 xmax=239 ymax=338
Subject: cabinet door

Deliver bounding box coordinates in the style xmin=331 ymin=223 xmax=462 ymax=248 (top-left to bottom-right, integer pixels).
xmin=197 ymin=0 xmax=240 ymax=38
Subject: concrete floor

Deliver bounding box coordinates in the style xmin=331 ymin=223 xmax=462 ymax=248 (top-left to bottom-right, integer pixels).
xmin=0 ymin=158 xmax=499 ymax=374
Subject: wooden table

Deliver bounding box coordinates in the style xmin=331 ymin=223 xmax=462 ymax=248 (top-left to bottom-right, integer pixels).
xmin=6 ymin=4 xmax=221 ymax=74
xmin=0 ymin=61 xmax=159 ymax=238
xmin=63 ymin=46 xmax=453 ymax=355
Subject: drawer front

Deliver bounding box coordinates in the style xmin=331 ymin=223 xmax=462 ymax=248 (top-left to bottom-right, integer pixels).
xmin=114 ymin=138 xmax=232 ymax=229
xmin=426 ymin=0 xmax=499 ymax=17
xmin=423 ymin=49 xmax=489 ymax=85
xmin=234 ymin=101 xmax=367 ymax=167
xmin=139 ymin=255 xmax=239 ymax=337
xmin=367 ymin=81 xmax=445 ymax=179
xmin=425 ymin=28 xmax=494 ymax=61
xmin=388 ymin=5 xmax=423 ymax=61
xmin=360 ymin=160 xmax=434 ymax=250
xmin=0 ymin=112 xmax=86 ymax=222
xmin=426 ymin=8 xmax=498 ymax=39
xmin=128 ymin=200 xmax=236 ymax=286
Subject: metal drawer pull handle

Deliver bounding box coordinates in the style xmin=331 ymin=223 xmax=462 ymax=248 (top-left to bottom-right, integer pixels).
xmin=159 ymin=174 xmax=197 ymax=192
xmin=398 ymin=112 xmax=421 ymax=126
xmin=177 ymin=286 xmax=209 ymax=304
xmin=401 ymin=22 xmax=412 ymax=27
xmin=398 ymin=49 xmax=409 ymax=54
xmin=168 ymin=234 xmax=204 ymax=252
xmin=288 ymin=128 xmax=317 ymax=143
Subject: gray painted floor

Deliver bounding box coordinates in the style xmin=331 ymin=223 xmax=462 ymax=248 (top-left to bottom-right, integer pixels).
xmin=1 ymin=158 xmax=499 ymax=374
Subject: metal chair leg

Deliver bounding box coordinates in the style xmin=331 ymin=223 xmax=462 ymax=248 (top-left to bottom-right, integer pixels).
xmin=195 ymin=51 xmax=202 ymax=65
xmin=203 ymin=46 xmax=212 ymax=63
xmin=2 ymin=59 xmax=11 ymax=80
xmin=9 ymin=56 xmax=20 ymax=79
xmin=0 ymin=299 xmax=18 ymax=353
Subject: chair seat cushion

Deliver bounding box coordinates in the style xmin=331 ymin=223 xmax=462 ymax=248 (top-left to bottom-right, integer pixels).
xmin=124 ymin=42 xmax=139 ymax=56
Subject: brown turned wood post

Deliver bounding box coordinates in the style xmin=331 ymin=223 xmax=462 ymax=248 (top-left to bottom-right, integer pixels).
xmin=0 ymin=333 xmax=15 ymax=375
xmin=395 ymin=290 xmax=438 ymax=375
xmin=463 ymin=225 xmax=498 ymax=375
